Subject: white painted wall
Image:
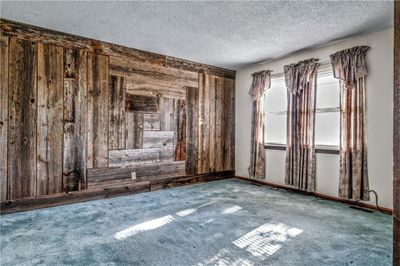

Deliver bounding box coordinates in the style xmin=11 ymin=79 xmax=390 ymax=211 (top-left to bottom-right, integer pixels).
xmin=235 ymin=28 xmax=394 ymax=208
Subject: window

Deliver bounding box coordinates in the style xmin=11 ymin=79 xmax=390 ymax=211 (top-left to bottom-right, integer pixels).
xmin=264 ymin=63 xmax=340 ymax=147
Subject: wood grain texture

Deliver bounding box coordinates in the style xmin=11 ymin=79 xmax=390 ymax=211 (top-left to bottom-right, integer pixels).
xmin=125 ymin=78 xmax=186 ymax=99
xmin=109 ymin=75 xmax=126 ymax=149
xmin=143 ymin=131 xmax=174 ymax=149
xmin=8 ymin=38 xmax=37 ymax=199
xmin=87 ymin=52 xmax=109 ymax=168
xmin=208 ymin=75 xmax=217 ymax=172
xmin=394 ymin=2 xmax=400 ymax=265
xmin=174 ymin=99 xmax=186 ymax=161
xmin=160 ymin=97 xmax=174 ymax=131
xmin=198 ymin=72 xmax=210 ymax=174
xmin=88 ymin=161 xmax=185 ymax=184
xmin=143 ymin=113 xmax=160 ymax=131
xmin=37 ymin=43 xmax=64 ymax=195
xmin=224 ymin=78 xmax=235 ymax=170
xmin=109 ymin=148 xmax=174 ymax=168
xmin=132 ymin=112 xmax=144 ymax=149
xmin=63 ymin=48 xmax=87 ymax=191
xmin=126 ymin=94 xmax=159 ymax=113
xmin=215 ymin=77 xmax=225 ymax=172
xmin=0 ymin=35 xmax=9 ymax=201
xmin=186 ymin=86 xmax=199 ymax=175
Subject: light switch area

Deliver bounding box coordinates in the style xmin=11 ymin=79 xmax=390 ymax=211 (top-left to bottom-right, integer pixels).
xmin=131 ymin=172 xmax=137 ymax=180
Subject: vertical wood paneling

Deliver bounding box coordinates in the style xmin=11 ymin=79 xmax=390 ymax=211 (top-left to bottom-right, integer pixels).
xmin=224 ymin=78 xmax=235 ymax=170
xmin=198 ymin=72 xmax=210 ymax=174
xmin=87 ymin=52 xmax=109 ymax=168
xmin=215 ymin=77 xmax=225 ymax=172
xmin=8 ymin=38 xmax=37 ymax=199
xmin=37 ymin=43 xmax=64 ymax=195
xmin=160 ymin=97 xmax=174 ymax=130
xmin=186 ymin=86 xmax=199 ymax=174
xmin=0 ymin=36 xmax=9 ymax=201
xmin=134 ymin=112 xmax=144 ymax=149
xmin=208 ymin=76 xmax=217 ymax=172
xmin=126 ymin=112 xmax=135 ymax=149
xmin=109 ymin=75 xmax=126 ymax=149
xmin=63 ymin=48 xmax=87 ymax=191
xmin=174 ymin=99 xmax=186 ymax=161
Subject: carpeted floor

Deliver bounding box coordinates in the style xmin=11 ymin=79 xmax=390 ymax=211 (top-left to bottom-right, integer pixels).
xmin=0 ymin=179 xmax=392 ymax=266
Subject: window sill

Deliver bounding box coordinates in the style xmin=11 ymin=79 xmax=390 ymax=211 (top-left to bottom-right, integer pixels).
xmin=265 ymin=143 xmax=339 ymax=155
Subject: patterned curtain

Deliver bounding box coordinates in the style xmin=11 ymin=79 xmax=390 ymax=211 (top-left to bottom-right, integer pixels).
xmin=330 ymin=46 xmax=370 ymax=201
xmin=248 ymin=70 xmax=272 ymax=178
xmin=284 ymin=59 xmax=319 ymax=191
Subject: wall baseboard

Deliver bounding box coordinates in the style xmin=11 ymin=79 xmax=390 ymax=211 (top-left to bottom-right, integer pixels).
xmin=0 ymin=171 xmax=235 ymax=215
xmin=236 ymin=176 xmax=393 ymax=215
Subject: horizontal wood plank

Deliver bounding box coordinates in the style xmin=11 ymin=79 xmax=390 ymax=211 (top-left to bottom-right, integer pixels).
xmin=109 ymin=148 xmax=174 ymax=168
xmin=143 ymin=131 xmax=174 ymax=149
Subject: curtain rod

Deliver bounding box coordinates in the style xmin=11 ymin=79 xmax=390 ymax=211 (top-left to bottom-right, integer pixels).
xmin=270 ymin=59 xmax=331 ymax=78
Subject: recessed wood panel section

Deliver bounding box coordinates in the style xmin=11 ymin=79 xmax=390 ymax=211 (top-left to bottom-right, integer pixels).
xmin=186 ymin=86 xmax=199 ymax=175
xmin=63 ymin=48 xmax=88 ymax=191
xmin=126 ymin=94 xmax=159 ymax=113
xmin=88 ymin=161 xmax=185 ymax=185
xmin=143 ymin=114 xmax=160 ymax=131
xmin=87 ymin=52 xmax=109 ymax=168
xmin=109 ymin=75 xmax=126 ymax=149
xmin=109 ymin=148 xmax=174 ymax=168
xmin=8 ymin=38 xmax=37 ymax=200
xmin=126 ymin=112 xmax=144 ymax=149
xmin=37 ymin=43 xmax=64 ymax=195
xmin=0 ymin=36 xmax=9 ymax=201
xmin=143 ymin=131 xmax=174 ymax=149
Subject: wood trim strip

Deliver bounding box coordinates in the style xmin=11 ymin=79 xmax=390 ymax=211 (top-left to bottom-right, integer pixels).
xmin=0 ymin=18 xmax=236 ymax=79
xmin=0 ymin=171 xmax=235 ymax=215
xmin=265 ymin=144 xmax=340 ymax=155
xmin=236 ymin=176 xmax=392 ymax=214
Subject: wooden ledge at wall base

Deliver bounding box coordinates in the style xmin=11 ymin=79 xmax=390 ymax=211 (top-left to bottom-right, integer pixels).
xmin=0 ymin=171 xmax=235 ymax=215
xmin=236 ymin=176 xmax=393 ymax=215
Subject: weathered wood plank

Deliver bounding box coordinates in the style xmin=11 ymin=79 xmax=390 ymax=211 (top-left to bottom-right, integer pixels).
xmin=160 ymin=97 xmax=174 ymax=131
xmin=109 ymin=75 xmax=126 ymax=149
xmin=215 ymin=77 xmax=225 ymax=172
xmin=133 ymin=112 xmax=144 ymax=149
xmin=174 ymin=99 xmax=186 ymax=161
xmin=63 ymin=48 xmax=87 ymax=191
xmin=0 ymin=171 xmax=234 ymax=214
xmin=87 ymin=52 xmax=109 ymax=168
xmin=110 ymin=55 xmax=198 ymax=89
xmin=88 ymin=161 xmax=185 ymax=184
xmin=37 ymin=43 xmax=64 ymax=195
xmin=126 ymin=94 xmax=159 ymax=113
xmin=125 ymin=78 xmax=186 ymax=99
xmin=186 ymin=86 xmax=199 ymax=175
xmin=144 ymin=113 xmax=160 ymax=131
xmin=109 ymin=148 xmax=174 ymax=168
xmin=224 ymin=78 xmax=235 ymax=170
xmin=8 ymin=38 xmax=37 ymax=199
xmin=198 ymin=72 xmax=210 ymax=174
xmin=208 ymin=75 xmax=217 ymax=172
xmin=0 ymin=35 xmax=9 ymax=201
xmin=143 ymin=131 xmax=174 ymax=149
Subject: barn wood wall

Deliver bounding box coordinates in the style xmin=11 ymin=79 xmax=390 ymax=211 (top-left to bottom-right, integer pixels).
xmin=0 ymin=19 xmax=236 ymax=201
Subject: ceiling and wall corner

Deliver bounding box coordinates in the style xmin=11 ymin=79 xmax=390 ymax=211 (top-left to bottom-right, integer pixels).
xmin=0 ymin=1 xmax=393 ymax=70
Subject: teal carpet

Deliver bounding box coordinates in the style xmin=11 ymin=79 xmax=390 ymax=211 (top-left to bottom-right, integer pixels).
xmin=0 ymin=179 xmax=392 ymax=265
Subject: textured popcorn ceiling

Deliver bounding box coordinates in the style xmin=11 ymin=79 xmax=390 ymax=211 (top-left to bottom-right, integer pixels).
xmin=0 ymin=1 xmax=393 ymax=70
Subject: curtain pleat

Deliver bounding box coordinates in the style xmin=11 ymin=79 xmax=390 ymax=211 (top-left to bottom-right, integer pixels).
xmin=248 ymin=70 xmax=272 ymax=178
xmin=284 ymin=59 xmax=319 ymax=192
xmin=331 ymin=46 xmax=369 ymax=201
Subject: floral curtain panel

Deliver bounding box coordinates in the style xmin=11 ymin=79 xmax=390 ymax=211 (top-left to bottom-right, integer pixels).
xmin=248 ymin=70 xmax=272 ymax=178
xmin=284 ymin=59 xmax=319 ymax=191
xmin=330 ymin=46 xmax=370 ymax=201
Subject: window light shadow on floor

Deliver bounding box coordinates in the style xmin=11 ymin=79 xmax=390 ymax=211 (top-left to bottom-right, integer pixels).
xmin=114 ymin=200 xmax=220 ymax=240
xmin=233 ymin=222 xmax=303 ymax=258
xmin=196 ymin=248 xmax=254 ymax=266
